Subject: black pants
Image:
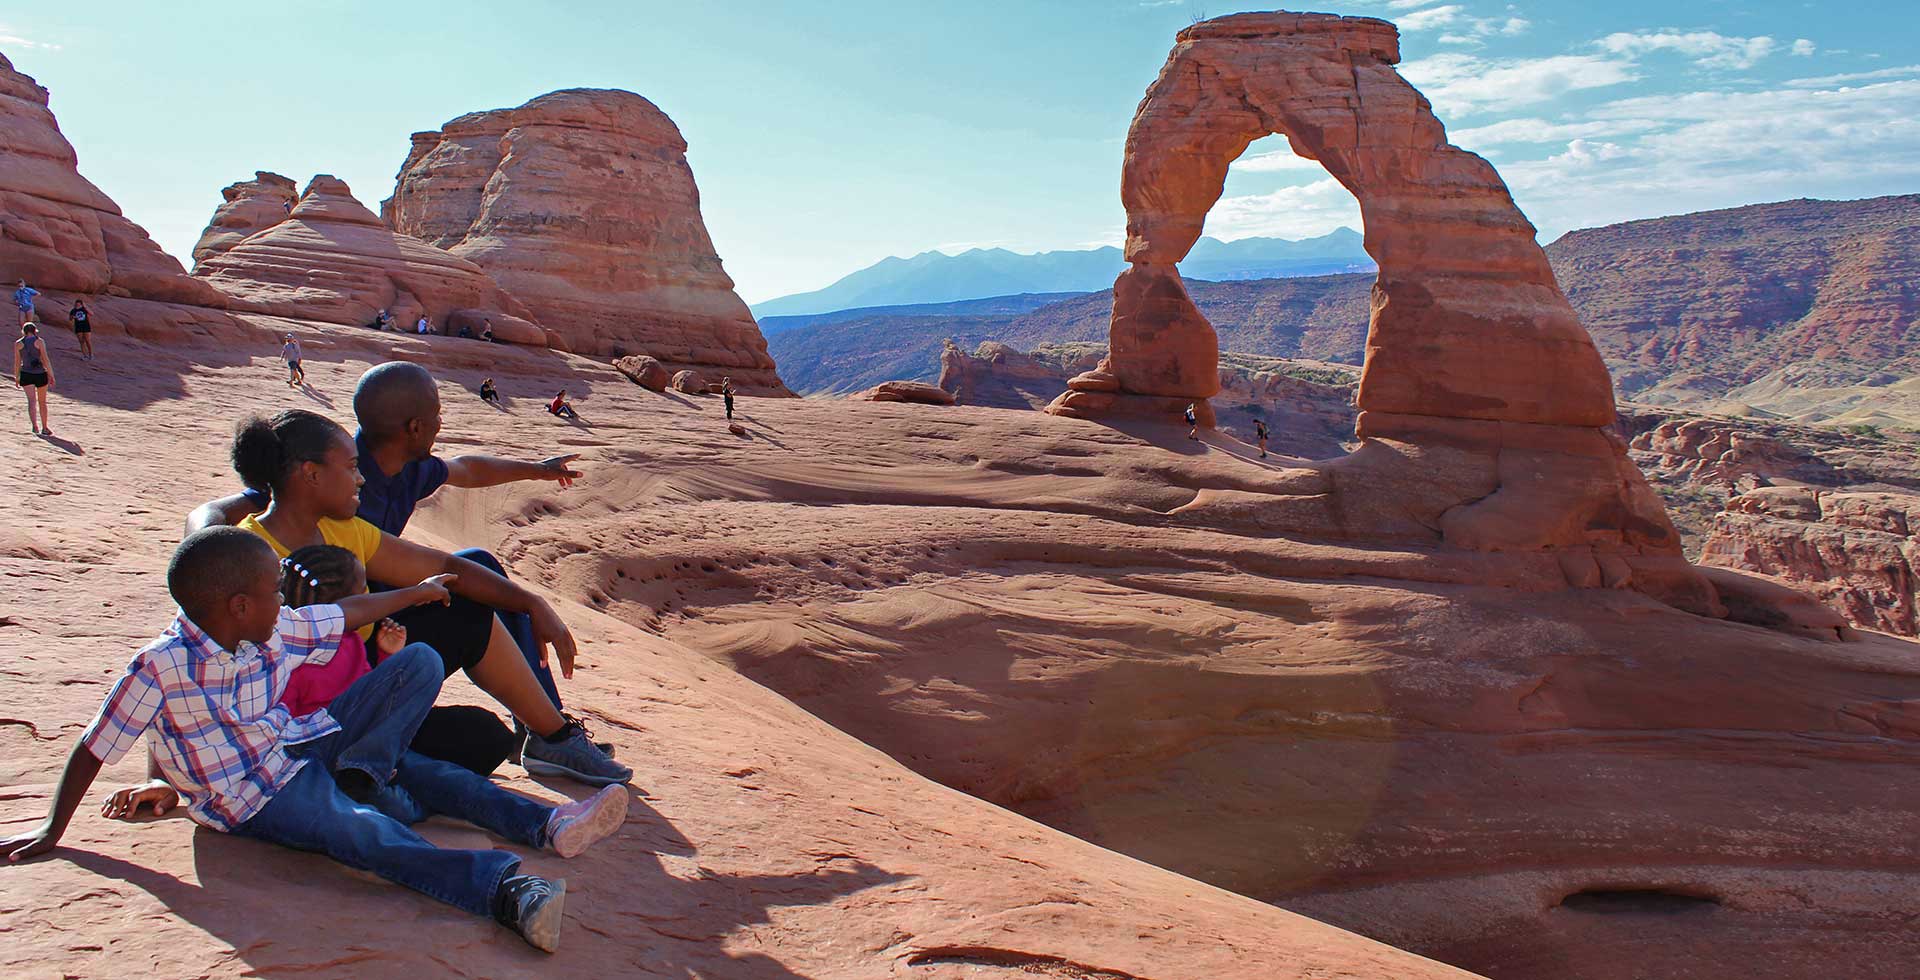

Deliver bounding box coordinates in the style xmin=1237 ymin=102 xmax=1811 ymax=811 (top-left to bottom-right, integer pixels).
xmin=378 ymin=591 xmax=516 ymax=775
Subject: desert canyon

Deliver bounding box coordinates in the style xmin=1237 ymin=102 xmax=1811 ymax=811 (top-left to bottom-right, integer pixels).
xmin=2 ymin=9 xmax=1918 ymax=980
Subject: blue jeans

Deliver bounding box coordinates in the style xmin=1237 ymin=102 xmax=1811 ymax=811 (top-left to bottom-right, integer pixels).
xmin=235 ymin=644 xmax=552 ymax=916
xmin=455 ymin=548 xmax=561 ymax=709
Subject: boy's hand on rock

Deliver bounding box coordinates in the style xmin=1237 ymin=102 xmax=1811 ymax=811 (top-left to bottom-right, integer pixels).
xmin=101 ymin=780 xmax=178 ymax=821
xmin=1 ymin=824 xmax=59 ymax=863
xmin=415 ymin=574 xmax=457 ymax=606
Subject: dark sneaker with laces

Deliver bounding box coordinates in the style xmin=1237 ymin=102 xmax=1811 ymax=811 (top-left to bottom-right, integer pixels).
xmin=524 ymin=718 xmax=632 ymax=786
xmin=494 ymin=874 xmax=566 ymax=953
xmin=513 ymin=715 xmax=614 ymax=766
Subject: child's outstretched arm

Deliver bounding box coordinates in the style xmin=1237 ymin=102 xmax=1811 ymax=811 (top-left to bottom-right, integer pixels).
xmin=334 ymin=573 xmax=458 ymax=632
xmin=1 ymin=741 xmax=104 ymax=862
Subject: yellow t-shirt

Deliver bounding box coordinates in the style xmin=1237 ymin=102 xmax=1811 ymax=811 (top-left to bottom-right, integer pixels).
xmin=238 ymin=513 xmax=383 ymax=638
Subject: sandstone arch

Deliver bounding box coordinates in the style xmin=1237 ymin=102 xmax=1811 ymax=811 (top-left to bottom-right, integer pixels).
xmin=1048 ymin=12 xmax=1718 ymax=610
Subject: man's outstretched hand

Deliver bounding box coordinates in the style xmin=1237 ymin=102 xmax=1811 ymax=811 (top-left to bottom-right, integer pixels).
xmin=538 ymin=454 xmax=583 ymax=488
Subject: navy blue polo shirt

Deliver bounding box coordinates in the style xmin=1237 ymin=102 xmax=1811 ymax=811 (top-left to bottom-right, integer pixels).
xmin=238 ymin=430 xmax=449 ymax=536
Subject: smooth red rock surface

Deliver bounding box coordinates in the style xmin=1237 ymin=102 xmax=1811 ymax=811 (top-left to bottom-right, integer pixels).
xmin=194 ymin=176 xmax=549 ymax=345
xmin=384 ymin=89 xmax=790 ymax=393
xmin=190 ymin=171 xmax=297 ymax=266
xmin=0 ymin=53 xmax=224 ymax=308
xmin=0 ymin=324 xmax=1480 ymax=980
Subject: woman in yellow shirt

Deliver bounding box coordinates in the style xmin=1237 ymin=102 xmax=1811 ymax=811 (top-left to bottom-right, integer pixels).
xmin=225 ymin=409 xmax=629 ymax=787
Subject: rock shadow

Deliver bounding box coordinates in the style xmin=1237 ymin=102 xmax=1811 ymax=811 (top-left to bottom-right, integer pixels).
xmin=58 ymin=791 xmax=899 ymax=977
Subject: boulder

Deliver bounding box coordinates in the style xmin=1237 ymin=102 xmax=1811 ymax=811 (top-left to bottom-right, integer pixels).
xmin=384 ymin=89 xmax=791 ymax=393
xmin=194 ymin=175 xmax=548 ymax=346
xmin=862 ymin=381 xmax=957 ymax=406
xmin=614 ymin=354 xmax=670 ymax=391
xmin=0 ymin=53 xmax=225 ymax=308
xmin=1702 ymin=487 xmax=1920 ymax=636
xmin=190 ymin=171 xmax=296 ymax=266
xmin=671 ymin=368 xmax=708 ymax=394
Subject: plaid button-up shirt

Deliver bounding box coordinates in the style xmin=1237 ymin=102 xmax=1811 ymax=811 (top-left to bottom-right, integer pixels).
xmin=79 ymin=604 xmax=347 ymax=831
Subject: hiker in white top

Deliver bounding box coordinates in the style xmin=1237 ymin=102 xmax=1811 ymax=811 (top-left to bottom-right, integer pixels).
xmin=416 ymin=316 xmax=431 ymax=335
xmin=281 ymin=335 xmax=304 ymax=388
xmin=14 ymin=322 xmax=55 ymax=436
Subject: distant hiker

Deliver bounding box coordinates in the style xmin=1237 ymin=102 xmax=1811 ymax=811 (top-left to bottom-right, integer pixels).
xmin=1184 ymin=403 xmax=1198 ymax=441
xmin=458 ymin=323 xmax=474 ymax=339
xmin=1254 ymin=418 xmax=1269 ymax=458
xmin=375 ymin=309 xmax=394 ymax=332
xmin=13 ymin=280 xmax=37 ymax=326
xmin=479 ymin=377 xmax=500 ymax=404
xmin=721 ymin=376 xmax=736 ymax=420
xmin=281 ymin=334 xmax=304 ymax=388
xmin=548 ymin=390 xmax=578 ymax=420
xmin=415 ymin=315 xmax=431 ymax=335
xmin=480 ymin=320 xmax=495 ymax=344
xmin=14 ymin=322 xmax=54 ymax=436
xmin=69 ymin=300 xmax=93 ymax=361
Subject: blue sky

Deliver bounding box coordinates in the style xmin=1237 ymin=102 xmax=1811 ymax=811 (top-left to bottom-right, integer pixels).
xmin=5 ymin=2 xmax=1917 ymax=303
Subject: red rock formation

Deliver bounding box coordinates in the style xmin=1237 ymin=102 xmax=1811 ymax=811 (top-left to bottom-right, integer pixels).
xmin=190 ymin=171 xmax=296 ymax=267
xmin=860 ymin=380 xmax=956 ymax=405
xmin=1702 ymin=486 xmax=1920 ymax=636
xmin=384 ymin=89 xmax=790 ymax=393
xmin=194 ymin=175 xmax=553 ymax=346
xmin=0 ymin=53 xmax=224 ymax=308
xmin=1046 ymin=12 xmax=1702 ymax=615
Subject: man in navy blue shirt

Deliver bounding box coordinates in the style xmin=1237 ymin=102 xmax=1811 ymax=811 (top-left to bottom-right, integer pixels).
xmin=188 ymin=362 xmax=614 ymax=777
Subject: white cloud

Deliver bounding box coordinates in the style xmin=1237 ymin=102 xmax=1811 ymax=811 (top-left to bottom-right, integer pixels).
xmin=1785 ymin=64 xmax=1920 ymax=88
xmin=1203 ymin=178 xmax=1363 ymax=242
xmin=1450 ymin=116 xmax=1660 ymax=146
xmin=1495 ymin=77 xmax=1920 ymax=239
xmin=1397 ymin=5 xmax=1465 ymax=31
xmin=0 ymin=25 xmax=61 ymax=50
xmin=1394 ymin=4 xmax=1528 ymax=41
xmin=1791 ymin=38 xmax=1816 ymax=57
xmin=1597 ymin=30 xmax=1780 ymax=70
xmin=1402 ymin=53 xmax=1639 ymax=113
xmin=1231 ymin=147 xmax=1323 ymax=173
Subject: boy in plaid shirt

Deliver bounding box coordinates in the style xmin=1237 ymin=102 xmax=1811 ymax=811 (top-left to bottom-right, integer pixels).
xmin=2 ymin=528 xmax=629 ymax=952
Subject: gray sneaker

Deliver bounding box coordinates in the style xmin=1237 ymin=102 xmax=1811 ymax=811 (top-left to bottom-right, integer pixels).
xmin=524 ymin=720 xmax=633 ymax=786
xmin=495 ymin=874 xmax=566 ymax=953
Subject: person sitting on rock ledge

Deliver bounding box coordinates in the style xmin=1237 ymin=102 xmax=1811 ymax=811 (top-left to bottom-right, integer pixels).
xmin=480 ymin=320 xmax=495 ymax=344
xmin=0 ymin=527 xmax=629 ymax=953
xmin=415 ymin=315 xmax=432 ymax=336
xmin=548 ymin=390 xmax=578 ymax=420
xmin=186 ymin=364 xmax=604 ymax=777
xmin=373 ymin=309 xmax=394 ymax=332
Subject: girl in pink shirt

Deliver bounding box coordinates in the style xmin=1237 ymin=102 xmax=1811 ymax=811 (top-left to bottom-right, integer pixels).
xmin=280 ymin=545 xmax=518 ymax=774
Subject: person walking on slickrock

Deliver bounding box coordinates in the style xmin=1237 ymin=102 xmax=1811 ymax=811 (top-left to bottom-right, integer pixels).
xmin=1185 ymin=403 xmax=1199 ymax=441
xmin=13 ymin=280 xmax=37 ymax=327
xmin=722 ymin=376 xmax=736 ymax=420
xmin=281 ymin=334 xmax=305 ymax=388
xmin=69 ymin=299 xmax=94 ymax=361
xmin=1254 ymin=417 xmax=1269 ymax=458
xmin=14 ymin=322 xmax=54 ymax=436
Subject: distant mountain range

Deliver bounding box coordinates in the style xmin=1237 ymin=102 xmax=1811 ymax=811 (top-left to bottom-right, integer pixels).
xmin=764 ymin=194 xmax=1920 ymax=423
xmin=750 ymin=228 xmax=1373 ymax=317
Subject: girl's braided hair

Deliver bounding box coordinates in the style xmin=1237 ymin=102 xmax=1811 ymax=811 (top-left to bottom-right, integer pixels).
xmin=279 ymin=544 xmax=363 ymax=608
